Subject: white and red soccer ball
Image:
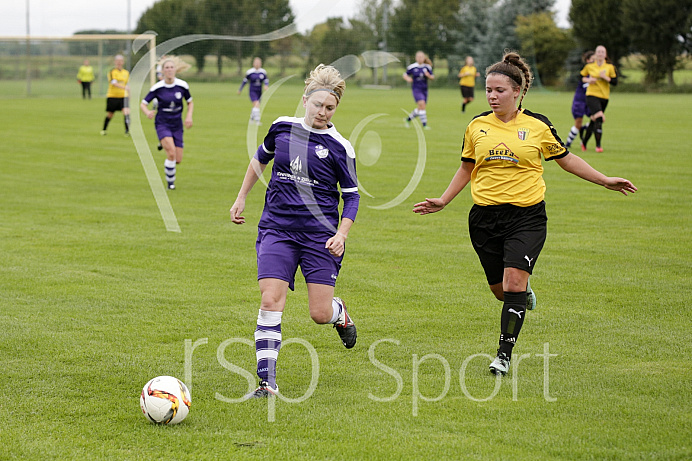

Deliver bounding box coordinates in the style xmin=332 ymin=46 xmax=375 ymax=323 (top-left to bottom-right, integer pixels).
xmin=140 ymin=376 xmax=191 ymax=425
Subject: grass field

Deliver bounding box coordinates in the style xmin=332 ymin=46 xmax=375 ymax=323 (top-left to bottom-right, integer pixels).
xmin=1 ymin=81 xmax=691 ymax=460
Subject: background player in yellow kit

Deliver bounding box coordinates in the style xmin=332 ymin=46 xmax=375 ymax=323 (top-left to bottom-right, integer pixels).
xmin=458 ymin=55 xmax=480 ymax=113
xmin=76 ymin=59 xmax=95 ymax=100
xmin=580 ymin=45 xmax=618 ymax=152
xmin=101 ymin=54 xmax=130 ymax=135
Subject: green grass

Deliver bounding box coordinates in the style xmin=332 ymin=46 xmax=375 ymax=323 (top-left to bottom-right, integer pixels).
xmin=1 ymin=83 xmax=691 ymax=460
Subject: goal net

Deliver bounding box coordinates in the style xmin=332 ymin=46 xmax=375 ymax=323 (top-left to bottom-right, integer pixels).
xmin=0 ymin=34 xmax=156 ymax=98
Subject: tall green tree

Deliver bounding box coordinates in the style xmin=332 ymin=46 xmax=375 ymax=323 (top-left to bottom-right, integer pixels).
xmin=137 ymin=0 xmax=294 ymax=75
xmin=135 ymin=0 xmax=212 ymax=73
xmin=448 ymin=0 xmax=492 ymax=76
xmin=269 ymin=35 xmax=300 ymax=77
xmin=450 ymin=0 xmax=555 ymax=79
xmin=622 ymin=0 xmax=692 ymax=85
xmin=205 ymin=0 xmax=293 ymax=75
xmin=204 ymin=0 xmax=255 ymax=75
xmin=515 ymin=12 xmax=574 ymax=86
xmin=356 ymin=0 xmax=395 ymax=51
xmin=389 ymin=0 xmax=461 ymax=62
xmin=250 ymin=0 xmax=295 ymax=63
xmin=569 ymin=0 xmax=629 ymax=66
xmin=307 ymin=18 xmax=375 ymax=69
xmin=486 ymin=0 xmax=554 ymax=52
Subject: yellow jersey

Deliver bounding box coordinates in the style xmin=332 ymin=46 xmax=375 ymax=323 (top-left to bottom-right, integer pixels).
xmin=458 ymin=66 xmax=477 ymax=87
xmin=580 ymin=62 xmax=617 ymax=99
xmin=106 ymin=67 xmax=130 ymax=98
xmin=461 ymin=109 xmax=568 ymax=207
xmin=77 ymin=65 xmax=95 ymax=83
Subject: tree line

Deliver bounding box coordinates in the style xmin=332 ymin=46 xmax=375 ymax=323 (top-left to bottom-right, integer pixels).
xmin=108 ymin=0 xmax=691 ymax=87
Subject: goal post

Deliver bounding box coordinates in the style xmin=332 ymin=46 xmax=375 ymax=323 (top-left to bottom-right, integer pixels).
xmin=0 ymin=34 xmax=156 ymax=98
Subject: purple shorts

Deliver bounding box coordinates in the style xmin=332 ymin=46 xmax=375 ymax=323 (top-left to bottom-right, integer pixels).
xmin=571 ymin=99 xmax=590 ymax=119
xmin=412 ymin=88 xmax=428 ymax=103
xmin=249 ymin=88 xmax=263 ymax=102
xmin=256 ymin=228 xmax=342 ymax=291
xmin=156 ymin=121 xmax=184 ymax=148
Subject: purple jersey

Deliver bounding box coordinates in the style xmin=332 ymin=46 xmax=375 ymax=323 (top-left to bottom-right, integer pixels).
xmin=406 ymin=63 xmax=433 ymax=94
xmin=573 ymin=81 xmax=588 ymax=104
xmin=239 ymin=67 xmax=269 ymax=101
xmin=254 ymin=116 xmax=359 ymax=233
xmin=571 ymin=81 xmax=590 ymax=119
xmin=142 ymin=78 xmax=192 ymax=126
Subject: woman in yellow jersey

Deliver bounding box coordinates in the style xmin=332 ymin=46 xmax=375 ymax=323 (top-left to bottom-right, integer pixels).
xmin=580 ymin=45 xmax=617 ymax=152
xmin=458 ymin=56 xmax=480 ymax=113
xmin=413 ymin=51 xmax=636 ymax=377
xmin=101 ymin=54 xmax=130 ymax=135
xmin=76 ymin=59 xmax=95 ymax=100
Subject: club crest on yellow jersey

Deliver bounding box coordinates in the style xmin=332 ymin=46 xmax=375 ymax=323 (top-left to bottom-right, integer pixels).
xmin=517 ymin=128 xmax=530 ymax=141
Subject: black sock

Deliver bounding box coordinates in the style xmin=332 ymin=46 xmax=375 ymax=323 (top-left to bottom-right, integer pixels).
xmin=593 ymin=117 xmax=603 ymax=147
xmin=462 ymin=103 xmax=466 ymax=112
xmin=124 ymin=116 xmax=130 ymax=133
xmin=579 ymin=125 xmax=587 ymax=142
xmin=103 ymin=117 xmax=111 ymax=131
xmin=498 ymin=291 xmax=527 ymax=358
xmin=582 ymin=122 xmax=595 ymax=147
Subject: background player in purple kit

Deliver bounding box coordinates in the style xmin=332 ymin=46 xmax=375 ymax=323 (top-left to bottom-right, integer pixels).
xmin=229 ymin=64 xmax=359 ymax=398
xmin=564 ymin=51 xmax=593 ymax=149
xmin=238 ymin=57 xmax=269 ymax=125
xmin=140 ymin=57 xmax=194 ymax=190
xmin=403 ymin=51 xmax=434 ymax=129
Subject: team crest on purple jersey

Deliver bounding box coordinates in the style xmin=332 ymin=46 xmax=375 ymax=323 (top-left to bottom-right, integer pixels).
xmin=290 ymin=156 xmax=303 ymax=176
xmin=315 ymin=144 xmax=329 ymax=159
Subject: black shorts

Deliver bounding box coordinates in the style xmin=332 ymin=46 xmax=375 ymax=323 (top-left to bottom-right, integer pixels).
xmin=468 ymin=201 xmax=547 ymax=285
xmin=106 ymin=97 xmax=125 ymax=113
xmin=585 ymin=96 xmax=608 ymax=117
xmin=460 ymin=86 xmax=474 ymax=99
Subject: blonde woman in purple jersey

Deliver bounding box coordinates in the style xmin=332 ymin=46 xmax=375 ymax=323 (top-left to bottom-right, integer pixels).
xmin=230 ymin=64 xmax=360 ymax=398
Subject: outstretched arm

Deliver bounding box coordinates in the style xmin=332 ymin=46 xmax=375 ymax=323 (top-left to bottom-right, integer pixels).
xmin=555 ymin=153 xmax=637 ymax=195
xmin=229 ymin=158 xmax=267 ymax=224
xmin=413 ymin=161 xmax=473 ymax=214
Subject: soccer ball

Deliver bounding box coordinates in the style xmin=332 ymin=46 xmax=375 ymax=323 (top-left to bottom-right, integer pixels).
xmin=140 ymin=376 xmax=191 ymax=424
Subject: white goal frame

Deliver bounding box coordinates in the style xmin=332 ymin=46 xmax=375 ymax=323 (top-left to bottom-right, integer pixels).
xmin=0 ymin=34 xmax=157 ymax=96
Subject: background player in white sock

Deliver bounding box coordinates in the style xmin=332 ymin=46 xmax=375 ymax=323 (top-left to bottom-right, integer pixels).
xmin=238 ymin=57 xmax=269 ymax=125
xmin=403 ymin=51 xmax=434 ymax=129
xmin=140 ymin=57 xmax=194 ymax=190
